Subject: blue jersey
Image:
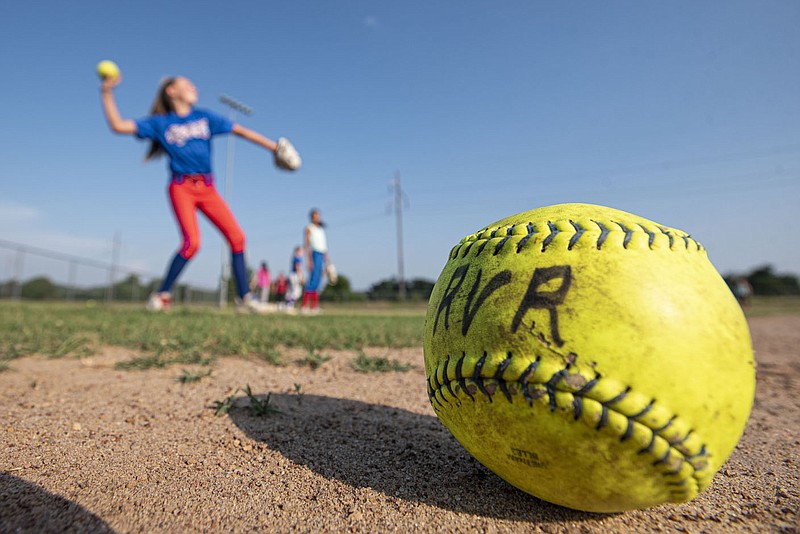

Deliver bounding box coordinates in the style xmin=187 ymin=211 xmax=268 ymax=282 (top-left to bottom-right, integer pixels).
xmin=135 ymin=108 xmax=233 ymax=175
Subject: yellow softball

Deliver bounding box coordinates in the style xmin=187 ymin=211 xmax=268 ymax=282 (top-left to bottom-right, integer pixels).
xmin=423 ymin=203 xmax=755 ymax=513
xmin=96 ymin=59 xmax=120 ymax=80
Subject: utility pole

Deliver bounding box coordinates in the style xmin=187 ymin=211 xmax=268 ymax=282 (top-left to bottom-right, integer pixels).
xmin=390 ymin=172 xmax=408 ymax=300
xmin=217 ymin=95 xmax=253 ymax=308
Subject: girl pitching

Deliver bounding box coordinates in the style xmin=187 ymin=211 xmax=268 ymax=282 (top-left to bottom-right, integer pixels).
xmin=100 ymin=73 xmax=279 ymax=313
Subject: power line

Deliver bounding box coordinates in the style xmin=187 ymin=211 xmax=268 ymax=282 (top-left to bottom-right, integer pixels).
xmin=413 ymin=142 xmax=800 ymax=197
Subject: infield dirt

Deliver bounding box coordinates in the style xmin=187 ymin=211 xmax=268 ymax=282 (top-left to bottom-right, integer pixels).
xmin=2 ymin=316 xmax=798 ymax=532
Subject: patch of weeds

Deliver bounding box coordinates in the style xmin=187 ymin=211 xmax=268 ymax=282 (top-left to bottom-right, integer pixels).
xmin=293 ymin=383 xmax=304 ymax=404
xmin=212 ymin=385 xmax=282 ymax=417
xmin=116 ymin=351 xmax=214 ymax=372
xmin=1 ymin=344 xmax=24 ymax=361
xmin=255 ymin=347 xmax=283 ymax=366
xmin=212 ymin=391 xmax=239 ymax=416
xmin=0 ymin=361 xmax=9 ymax=373
xmin=244 ymin=384 xmax=282 ymax=417
xmin=52 ymin=333 xmax=95 ymax=358
xmin=174 ymin=350 xmax=216 ymax=366
xmin=351 ymin=351 xmax=413 ymax=373
xmin=299 ymin=350 xmax=331 ymax=369
xmin=177 ymin=368 xmax=212 ymax=384
xmin=115 ymin=354 xmax=167 ymax=371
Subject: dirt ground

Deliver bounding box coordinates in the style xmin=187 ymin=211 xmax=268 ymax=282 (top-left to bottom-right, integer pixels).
xmin=1 ymin=316 xmax=798 ymax=533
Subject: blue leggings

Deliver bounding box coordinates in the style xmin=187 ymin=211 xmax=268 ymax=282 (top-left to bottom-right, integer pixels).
xmin=305 ymin=251 xmax=325 ymax=292
xmin=160 ymin=251 xmax=248 ymax=299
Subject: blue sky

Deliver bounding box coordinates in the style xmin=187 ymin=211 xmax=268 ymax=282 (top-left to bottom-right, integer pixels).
xmin=1 ymin=1 xmax=798 ymax=291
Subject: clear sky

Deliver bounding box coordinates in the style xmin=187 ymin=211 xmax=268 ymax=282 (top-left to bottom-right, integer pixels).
xmin=1 ymin=1 xmax=798 ymax=291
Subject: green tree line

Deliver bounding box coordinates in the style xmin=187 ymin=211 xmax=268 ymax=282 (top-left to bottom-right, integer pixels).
xmin=0 ymin=272 xmax=439 ymax=303
xmin=724 ymin=265 xmax=799 ymax=296
xmin=4 ymin=265 xmax=796 ymax=302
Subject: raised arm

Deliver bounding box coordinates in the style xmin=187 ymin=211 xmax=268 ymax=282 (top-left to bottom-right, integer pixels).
xmin=232 ymin=124 xmax=278 ymax=153
xmin=100 ymin=77 xmax=137 ymax=135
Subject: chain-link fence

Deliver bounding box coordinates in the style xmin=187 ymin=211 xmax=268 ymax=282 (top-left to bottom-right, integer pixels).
xmin=0 ymin=238 xmax=218 ymax=305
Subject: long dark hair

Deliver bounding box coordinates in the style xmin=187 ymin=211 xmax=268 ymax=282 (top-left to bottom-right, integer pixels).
xmin=309 ymin=208 xmax=326 ymax=228
xmin=144 ymin=77 xmax=177 ymax=161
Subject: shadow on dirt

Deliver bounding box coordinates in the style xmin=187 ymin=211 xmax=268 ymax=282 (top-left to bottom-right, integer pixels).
xmin=1 ymin=473 xmax=115 ymax=533
xmin=230 ymin=392 xmax=597 ymax=523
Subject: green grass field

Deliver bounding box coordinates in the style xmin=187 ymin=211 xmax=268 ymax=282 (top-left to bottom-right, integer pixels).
xmin=0 ymin=301 xmax=427 ymax=371
xmin=1 ymin=297 xmax=797 ymax=372
xmin=739 ymin=296 xmax=800 ymax=317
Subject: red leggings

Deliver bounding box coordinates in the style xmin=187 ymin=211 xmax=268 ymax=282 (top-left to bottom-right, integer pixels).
xmin=169 ymin=180 xmax=245 ymax=259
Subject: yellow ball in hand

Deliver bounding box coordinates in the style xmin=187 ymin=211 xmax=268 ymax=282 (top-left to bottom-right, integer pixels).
xmin=423 ymin=203 xmax=755 ymax=512
xmin=96 ymin=60 xmax=120 ymax=80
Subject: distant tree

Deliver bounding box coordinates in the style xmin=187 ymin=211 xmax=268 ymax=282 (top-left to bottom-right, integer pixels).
xmin=407 ymin=278 xmax=435 ymax=300
xmin=367 ymin=277 xmax=435 ymax=301
xmin=367 ymin=278 xmax=398 ymax=301
xmin=746 ymin=265 xmax=800 ymax=296
xmin=21 ymin=276 xmax=59 ymax=300
xmin=321 ymin=274 xmax=364 ymax=302
xmin=0 ymin=279 xmax=19 ymax=298
xmin=113 ymin=274 xmax=143 ymax=301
